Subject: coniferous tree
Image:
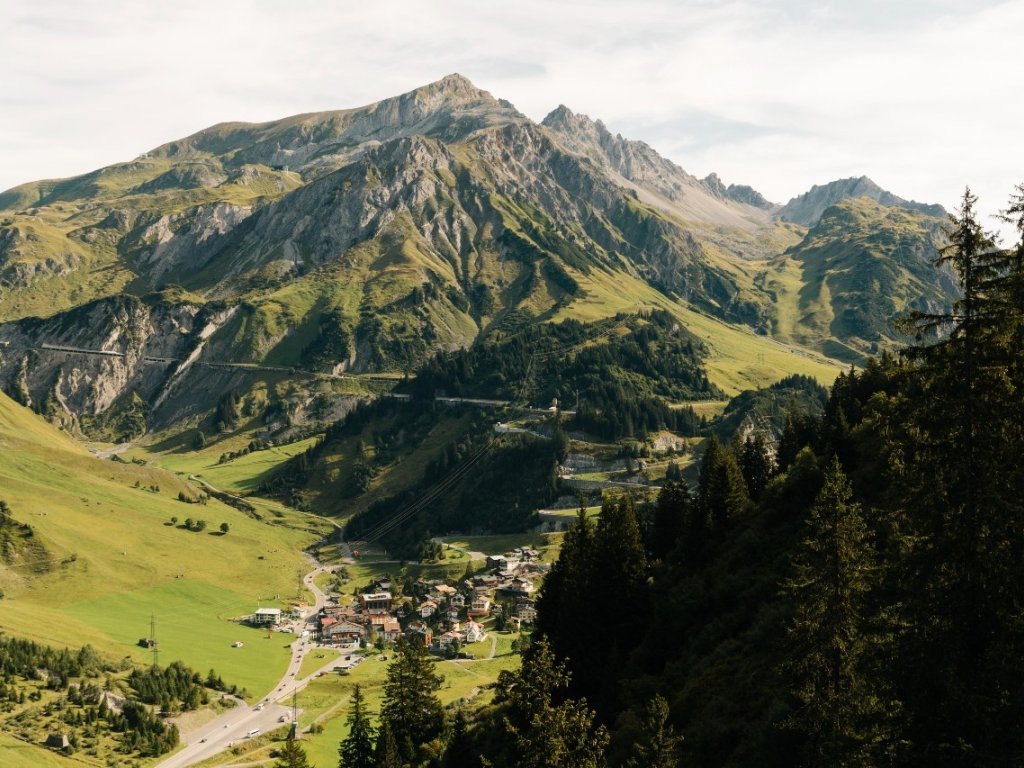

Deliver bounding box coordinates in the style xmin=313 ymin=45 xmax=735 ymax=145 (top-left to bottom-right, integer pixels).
xmin=625 ymin=694 xmax=682 ymax=768
xmin=380 ymin=638 xmax=444 ymax=759
xmin=706 ymin=446 xmax=749 ymax=539
xmin=783 ymin=457 xmax=880 ymax=767
xmin=339 ymin=684 xmax=376 ymax=768
xmin=373 ymin=720 xmax=402 ymax=768
xmin=651 ymin=480 xmax=691 ymax=561
xmin=535 ymin=506 xmax=593 ymax=669
xmin=890 ymin=187 xmax=1024 ymax=764
xmin=739 ymin=432 xmax=774 ymax=500
xmin=696 ymin=435 xmax=723 ymax=517
xmin=495 ymin=637 xmax=608 ymax=768
xmin=276 ymin=737 xmax=313 ymax=768
xmin=443 ymin=708 xmax=477 ymax=768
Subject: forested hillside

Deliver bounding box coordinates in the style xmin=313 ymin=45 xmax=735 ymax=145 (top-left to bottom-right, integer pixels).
xmin=362 ymin=186 xmax=1024 ymax=767
xmin=526 ymin=187 xmax=1024 ymax=767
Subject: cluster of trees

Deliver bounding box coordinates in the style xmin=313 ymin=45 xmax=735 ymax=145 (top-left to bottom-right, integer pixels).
xmin=127 ymin=661 xmax=222 ymax=712
xmin=301 ymin=308 xmax=353 ymax=371
xmin=519 ymin=187 xmax=1024 ymax=767
xmin=0 ymin=499 xmax=47 ymax=571
xmin=409 ymin=310 xmax=719 ymax=439
xmin=109 ymin=699 xmax=179 ymax=756
xmin=218 ymin=436 xmax=271 ymax=464
xmin=712 ymin=373 xmax=830 ymax=439
xmin=0 ymin=636 xmax=108 ymax=690
xmin=0 ymin=636 xmax=181 ymax=757
xmin=337 ymin=639 xmax=445 ymax=767
xmin=336 ymin=636 xmax=627 ymax=768
xmin=176 ymin=491 xmax=209 ymax=505
xmin=214 ymin=389 xmax=242 ymax=432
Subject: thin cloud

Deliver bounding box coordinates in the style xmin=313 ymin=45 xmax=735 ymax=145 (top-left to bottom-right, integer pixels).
xmin=0 ymin=0 xmax=1019 ymax=235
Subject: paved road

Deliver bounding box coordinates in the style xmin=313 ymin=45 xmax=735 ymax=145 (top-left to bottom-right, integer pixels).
xmin=156 ymin=563 xmax=346 ymax=768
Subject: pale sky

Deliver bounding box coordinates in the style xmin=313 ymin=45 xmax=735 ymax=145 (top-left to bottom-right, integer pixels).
xmin=1 ymin=0 xmax=1021 ymax=240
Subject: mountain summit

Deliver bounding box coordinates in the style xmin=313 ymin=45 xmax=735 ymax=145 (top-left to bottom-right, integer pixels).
xmin=777 ymin=175 xmax=945 ymax=227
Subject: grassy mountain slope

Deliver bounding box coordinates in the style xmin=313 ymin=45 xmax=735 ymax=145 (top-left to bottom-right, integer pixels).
xmin=0 ymin=390 xmax=325 ymax=697
xmin=758 ymin=197 xmax=955 ymax=362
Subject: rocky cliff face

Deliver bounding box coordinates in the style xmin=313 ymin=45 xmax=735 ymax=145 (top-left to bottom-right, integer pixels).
xmin=540 ymin=105 xmax=775 ymax=233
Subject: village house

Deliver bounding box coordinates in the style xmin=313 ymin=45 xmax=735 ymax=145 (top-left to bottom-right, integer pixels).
xmin=406 ymin=621 xmax=434 ymax=647
xmin=437 ymin=630 xmax=461 ymax=650
xmin=486 ymin=555 xmax=515 ymax=572
xmin=469 ymin=593 xmax=492 ymax=617
xmin=506 ymin=576 xmax=535 ymax=595
xmin=381 ymin=617 xmax=401 ymax=644
xmin=463 ymin=620 xmax=486 ymax=643
xmin=366 ymin=613 xmax=401 ymax=643
xmin=359 ymin=591 xmax=393 ymax=614
xmin=322 ymin=619 xmax=365 ymax=646
xmin=450 ymin=593 xmax=466 ymax=609
xmin=420 ymin=599 xmax=438 ymax=618
xmin=251 ymin=607 xmax=282 ymax=625
xmin=517 ymin=603 xmax=537 ymax=624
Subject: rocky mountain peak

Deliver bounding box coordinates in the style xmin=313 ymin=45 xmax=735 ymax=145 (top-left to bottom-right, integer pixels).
xmin=778 ymin=175 xmax=945 ymax=227
xmin=406 ymin=73 xmax=500 ymax=110
xmin=702 ymin=173 xmax=774 ymax=210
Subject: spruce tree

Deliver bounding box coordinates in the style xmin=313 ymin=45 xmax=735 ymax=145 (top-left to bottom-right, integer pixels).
xmin=783 ymin=457 xmax=879 ymax=767
xmin=652 ymin=480 xmax=691 ymax=561
xmin=380 ymin=638 xmax=444 ymax=759
xmin=276 ymin=737 xmax=313 ymax=768
xmin=496 ymin=637 xmax=608 ymax=768
xmin=443 ymin=708 xmax=477 ymax=768
xmin=535 ymin=505 xmax=593 ymax=669
xmin=890 ymin=186 xmax=1024 ymax=764
xmin=707 ymin=447 xmax=749 ymax=539
xmin=373 ymin=720 xmax=402 ymax=768
xmin=625 ymin=694 xmax=682 ymax=768
xmin=739 ymin=432 xmax=774 ymax=500
xmin=339 ymin=684 xmax=376 ymax=768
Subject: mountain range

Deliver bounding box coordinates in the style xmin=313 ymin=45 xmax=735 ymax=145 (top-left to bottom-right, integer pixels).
xmin=0 ymin=74 xmax=954 ymax=432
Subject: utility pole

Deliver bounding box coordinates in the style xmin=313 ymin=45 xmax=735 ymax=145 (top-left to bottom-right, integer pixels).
xmin=149 ymin=614 xmax=159 ymax=667
xmin=289 ymin=690 xmax=298 ymax=739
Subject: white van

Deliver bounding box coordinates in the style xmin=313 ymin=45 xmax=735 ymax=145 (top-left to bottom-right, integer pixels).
xmin=246 ymin=728 xmax=261 ymax=738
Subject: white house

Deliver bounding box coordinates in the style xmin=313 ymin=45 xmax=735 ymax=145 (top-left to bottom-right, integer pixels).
xmin=469 ymin=595 xmax=491 ymax=617
xmin=437 ymin=630 xmax=461 ymax=649
xmin=463 ymin=621 xmax=486 ymax=643
xmin=252 ymin=607 xmax=282 ymax=625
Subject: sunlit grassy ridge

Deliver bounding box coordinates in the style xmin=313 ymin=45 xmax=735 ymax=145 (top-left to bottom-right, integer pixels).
xmin=0 ymin=391 xmax=324 ymax=697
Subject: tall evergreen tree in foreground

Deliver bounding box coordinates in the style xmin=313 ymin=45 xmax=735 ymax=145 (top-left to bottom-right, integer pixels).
xmin=625 ymin=694 xmax=682 ymax=768
xmin=373 ymin=720 xmax=401 ymax=768
xmin=783 ymin=457 xmax=881 ymax=767
xmin=339 ymin=684 xmax=376 ymax=768
xmin=443 ymin=708 xmax=478 ymax=768
xmin=891 ymin=187 xmax=1024 ymax=764
xmin=380 ymin=638 xmax=444 ymax=761
xmin=495 ymin=637 xmax=608 ymax=768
